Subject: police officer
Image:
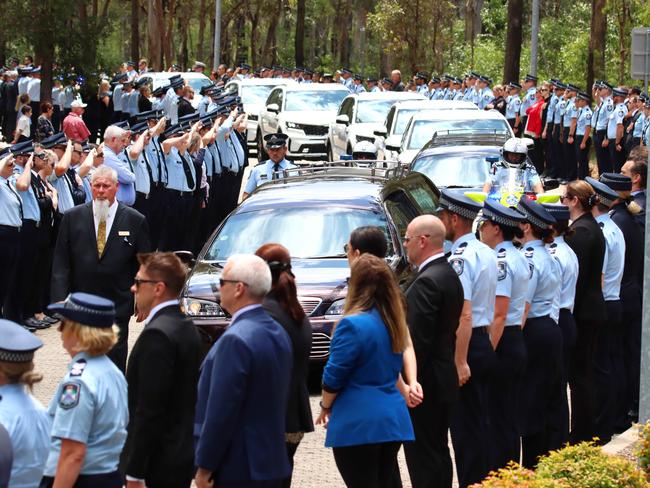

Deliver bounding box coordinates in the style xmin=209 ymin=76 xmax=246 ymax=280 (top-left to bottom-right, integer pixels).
xmin=161 ymin=75 xmax=184 ymax=125
xmin=437 ymin=189 xmax=496 ymax=488
xmin=452 ymin=78 xmax=465 ymax=100
xmin=477 ymin=201 xmax=529 ymax=471
xmin=505 ymin=82 xmax=522 ymax=134
xmin=520 ymin=74 xmax=538 ymax=131
xmin=482 ymin=137 xmax=544 ymax=199
xmin=560 ymin=84 xmax=579 ymax=181
xmin=515 ymin=198 xmax=564 ymax=467
xmin=549 ymin=82 xmax=567 ymax=179
xmin=642 ymin=99 xmax=650 ymax=146
xmin=604 ymin=87 xmax=628 ymax=172
xmin=0 ymin=319 xmax=50 ymax=487
xmin=585 ymin=177 xmax=625 ymax=444
xmin=599 ymin=173 xmax=644 ymax=429
xmin=0 ymin=150 xmax=22 ymax=320
xmin=543 ymin=203 xmax=579 ymax=445
xmin=542 ymin=80 xmax=560 ymax=176
xmin=476 ymin=76 xmax=494 ymax=110
xmin=592 ymin=82 xmax=614 ymax=174
xmin=414 ymin=72 xmax=429 ymax=96
xmin=351 ymin=74 xmax=367 ymax=94
xmin=200 ymin=111 xmax=225 ymax=242
xmin=428 ymin=76 xmax=441 ymax=100
xmin=42 ymin=293 xmax=127 ymax=487
xmin=243 ymin=133 xmax=296 ymax=200
xmin=197 ymin=84 xmax=214 ymax=116
xmin=122 ymin=122 xmax=153 ymax=218
xmin=366 ymin=76 xmax=381 ymax=93
xmin=627 ymin=94 xmax=646 ymax=153
xmin=573 ymin=91 xmax=593 ymax=180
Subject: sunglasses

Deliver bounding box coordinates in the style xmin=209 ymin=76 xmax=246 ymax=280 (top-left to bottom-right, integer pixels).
xmin=219 ymin=278 xmax=248 ymax=287
xmin=133 ymin=277 xmax=163 ymax=288
xmin=403 ymin=234 xmax=430 ymax=243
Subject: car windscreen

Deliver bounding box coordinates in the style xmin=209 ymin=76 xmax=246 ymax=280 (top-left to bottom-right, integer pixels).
xmin=356 ymin=99 xmax=400 ymax=123
xmin=284 ymin=90 xmax=348 ymax=112
xmin=393 ymin=109 xmax=419 ymax=135
xmin=204 ymin=207 xmax=392 ymax=259
xmin=411 ymin=151 xmax=495 ymax=188
xmin=187 ymin=78 xmax=212 ymax=93
xmin=408 ymin=119 xmax=510 ymax=149
xmin=241 ymin=85 xmax=277 ymax=105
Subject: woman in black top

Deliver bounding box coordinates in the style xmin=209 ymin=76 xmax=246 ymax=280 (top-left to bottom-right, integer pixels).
xmin=255 ymin=243 xmax=313 ymax=488
xmin=562 ymin=180 xmax=606 ymax=444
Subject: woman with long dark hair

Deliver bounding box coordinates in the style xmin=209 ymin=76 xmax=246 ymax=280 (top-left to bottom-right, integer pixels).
xmin=255 ymin=243 xmax=313 ymax=488
xmin=562 ymin=180 xmax=606 ymax=443
xmin=316 ymin=254 xmax=413 ymax=488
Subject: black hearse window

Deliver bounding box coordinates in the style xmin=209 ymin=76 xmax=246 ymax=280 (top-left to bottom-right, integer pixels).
xmin=384 ymin=191 xmax=418 ymax=238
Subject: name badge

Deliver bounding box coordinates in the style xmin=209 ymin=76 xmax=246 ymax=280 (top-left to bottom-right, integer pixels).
xmin=118 ymin=231 xmax=130 ymax=237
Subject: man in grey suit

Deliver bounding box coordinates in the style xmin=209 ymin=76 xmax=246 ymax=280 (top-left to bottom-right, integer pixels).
xmin=402 ymin=215 xmax=464 ymax=488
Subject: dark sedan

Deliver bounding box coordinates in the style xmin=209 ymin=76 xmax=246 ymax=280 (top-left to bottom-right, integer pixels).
xmin=180 ymin=168 xmax=440 ymax=361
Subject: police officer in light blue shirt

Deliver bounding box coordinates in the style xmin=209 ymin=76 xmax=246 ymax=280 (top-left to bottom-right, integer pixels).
xmin=427 ymin=77 xmax=441 ymax=99
xmin=586 ymin=177 xmax=626 ymax=442
xmin=42 ymin=293 xmax=127 ymax=487
xmin=605 ymin=87 xmax=628 ymax=173
xmin=476 ymin=76 xmax=494 ymax=110
xmin=437 ymin=189 xmax=497 ymax=487
xmin=573 ymin=91 xmax=593 ymax=179
xmin=643 ymin=99 xmax=650 ymax=145
xmin=351 ymin=74 xmax=367 ymax=94
xmin=162 ymin=75 xmax=184 ymax=125
xmin=477 ymin=200 xmax=529 ymax=470
xmin=561 ymin=85 xmax=579 ymax=180
xmin=103 ymin=123 xmax=136 ymax=206
xmin=415 ymin=72 xmax=429 ymax=96
xmin=0 ymin=319 xmax=50 ymax=488
xmin=516 ymin=197 xmax=565 ymax=468
xmin=505 ymin=82 xmax=522 ymax=130
xmin=243 ymin=133 xmax=297 ymax=198
xmin=519 ymin=74 xmax=538 ymax=129
xmin=544 ymin=203 xmax=579 ymax=442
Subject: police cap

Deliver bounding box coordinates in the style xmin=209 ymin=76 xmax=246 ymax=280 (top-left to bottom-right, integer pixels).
xmin=542 ymin=203 xmax=570 ymax=221
xmin=599 ymin=81 xmax=613 ymax=91
xmin=554 ymin=82 xmax=567 ymax=90
xmin=479 ymin=75 xmax=492 ymax=84
xmin=565 ymin=83 xmax=580 ymax=93
xmin=380 ymin=77 xmax=391 ymax=85
xmin=480 ymin=200 xmax=525 ymax=227
xmin=0 ymin=319 xmax=43 ymax=362
xmin=437 ymin=189 xmax=482 ymax=220
xmin=130 ymin=121 xmax=149 ymax=134
xmin=264 ymin=133 xmax=288 ymax=149
xmin=40 ymin=132 xmax=67 ymax=149
xmin=508 ymin=81 xmax=522 ymax=89
xmin=239 ymin=63 xmax=251 ymax=71
xmin=612 ymin=87 xmax=627 ymax=98
xmin=524 ymin=74 xmax=538 ymax=82
xmin=586 ymin=176 xmax=618 ymax=207
xmin=178 ymin=113 xmax=201 ymax=126
xmin=599 ymin=172 xmax=632 ymax=192
xmin=340 ymin=68 xmax=352 ymax=75
xmin=415 ymin=71 xmax=429 ymax=81
xmin=577 ymin=91 xmax=590 ymax=101
xmin=48 ymin=292 xmax=116 ymax=328
xmin=134 ymin=109 xmax=164 ymax=123
xmin=163 ymin=123 xmax=184 ymax=137
xmin=366 ymin=76 xmax=378 ymax=83
xmin=353 ymin=73 xmax=364 ymax=81
xmin=112 ymin=120 xmax=130 ymax=131
xmin=517 ymin=197 xmax=556 ymax=229
xmin=152 ymin=86 xmax=168 ymax=97
xmin=10 ymin=140 xmax=34 ymax=156
xmin=111 ymin=73 xmax=128 ymax=84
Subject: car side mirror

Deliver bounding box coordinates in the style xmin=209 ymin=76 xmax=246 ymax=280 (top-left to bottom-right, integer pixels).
xmin=543 ymin=178 xmax=560 ymax=191
xmin=174 ymin=250 xmax=196 ymax=268
xmin=266 ymin=103 xmax=279 ymax=113
xmin=336 ymin=114 xmax=350 ymax=125
xmin=385 ymin=143 xmax=400 ymax=152
xmin=373 ymin=127 xmax=388 ymax=137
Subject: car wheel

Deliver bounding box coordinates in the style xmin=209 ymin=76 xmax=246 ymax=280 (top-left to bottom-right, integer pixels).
xmin=257 ymin=130 xmax=268 ymax=161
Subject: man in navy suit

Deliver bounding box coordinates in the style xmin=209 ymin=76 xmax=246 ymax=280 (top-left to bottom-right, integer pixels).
xmin=194 ymin=254 xmax=293 ymax=488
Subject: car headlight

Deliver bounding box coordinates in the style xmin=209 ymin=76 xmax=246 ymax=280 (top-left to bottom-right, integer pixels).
xmin=325 ymin=298 xmax=346 ymax=315
xmin=247 ymin=114 xmax=258 ymax=121
xmin=286 ymin=121 xmax=302 ymax=130
xmin=181 ymin=297 xmax=226 ymax=317
xmin=356 ymin=134 xmax=375 ymax=143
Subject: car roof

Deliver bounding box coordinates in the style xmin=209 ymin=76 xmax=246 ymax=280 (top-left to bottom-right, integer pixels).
xmin=417 ymin=145 xmax=502 ymax=157
xmin=392 ymin=99 xmax=478 ymax=110
xmin=139 ymin=72 xmax=210 ymax=81
xmin=351 ymin=92 xmax=426 ymax=101
xmin=281 ymin=84 xmax=350 ymax=92
xmin=226 ymin=78 xmax=296 ymax=87
xmin=411 ymin=109 xmax=507 ymax=122
xmin=235 ymin=178 xmax=386 ymax=213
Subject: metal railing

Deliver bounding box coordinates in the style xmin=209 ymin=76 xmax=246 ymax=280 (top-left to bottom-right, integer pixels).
xmin=258 ymin=160 xmax=405 ymax=186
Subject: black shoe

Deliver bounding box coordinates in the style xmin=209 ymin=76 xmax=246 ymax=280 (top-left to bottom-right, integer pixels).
xmin=40 ymin=315 xmax=59 ymax=325
xmin=22 ymin=324 xmax=36 ymax=333
xmin=24 ymin=317 xmax=51 ymax=330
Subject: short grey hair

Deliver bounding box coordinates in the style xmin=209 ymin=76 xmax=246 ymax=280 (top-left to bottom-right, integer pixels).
xmin=104 ymin=125 xmax=126 ymax=141
xmin=91 ymin=165 xmax=118 ymax=184
xmin=225 ymin=254 xmax=271 ymax=298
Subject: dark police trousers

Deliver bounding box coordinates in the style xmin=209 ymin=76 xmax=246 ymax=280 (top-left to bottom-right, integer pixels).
xmin=40 ymin=471 xmax=122 ymax=488
xmin=621 ymin=281 xmax=642 ymax=426
xmin=594 ymin=130 xmax=609 ymax=175
xmin=489 ymin=326 xmax=527 ymax=471
xmin=561 ymin=127 xmax=577 ymax=181
xmin=450 ymin=327 xmax=496 ymax=488
xmin=520 ymin=316 xmax=564 ymax=468
xmin=574 ymin=137 xmax=591 ymax=180
xmin=3 ymin=219 xmax=38 ymax=323
xmin=607 ymin=139 xmax=625 ymax=173
xmin=557 ymin=309 xmax=577 ymax=442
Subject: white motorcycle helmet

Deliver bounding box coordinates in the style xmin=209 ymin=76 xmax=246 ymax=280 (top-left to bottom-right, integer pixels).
xmin=500 ymin=137 xmax=528 ymax=168
xmin=352 ymin=140 xmax=377 ymax=160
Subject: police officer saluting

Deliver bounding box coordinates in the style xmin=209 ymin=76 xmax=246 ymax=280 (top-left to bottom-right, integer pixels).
xmin=437 ymin=189 xmax=497 ymax=488
xmin=242 ymin=133 xmax=296 ymax=200
xmin=604 ymin=87 xmax=628 ymax=172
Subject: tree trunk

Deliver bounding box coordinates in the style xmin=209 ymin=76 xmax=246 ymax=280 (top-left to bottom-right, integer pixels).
xmin=262 ymin=1 xmax=280 ymax=65
xmin=197 ymin=0 xmax=206 ymax=60
xmin=587 ymin=0 xmax=606 ymax=92
xmin=147 ymin=0 xmax=163 ymax=70
xmin=503 ymin=0 xmax=523 ymax=83
xmin=131 ymin=0 xmax=140 ymax=62
xmin=616 ymin=0 xmax=629 ymax=84
xmin=163 ymin=0 xmax=175 ymax=68
xmin=235 ymin=15 xmax=246 ymax=63
xmin=295 ymin=0 xmax=306 ymax=67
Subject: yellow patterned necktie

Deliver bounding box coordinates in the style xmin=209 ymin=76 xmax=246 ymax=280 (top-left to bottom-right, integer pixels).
xmin=97 ymin=217 xmax=107 ymax=257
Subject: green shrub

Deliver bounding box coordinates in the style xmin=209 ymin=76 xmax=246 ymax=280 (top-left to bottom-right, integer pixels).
xmin=473 ymin=462 xmax=566 ymax=487
xmin=536 ymin=442 xmax=648 ymax=487
xmin=637 ymin=421 xmax=650 ymax=475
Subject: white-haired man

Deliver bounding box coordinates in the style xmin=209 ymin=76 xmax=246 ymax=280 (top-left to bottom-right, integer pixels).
xmin=51 ymin=165 xmax=151 ymax=372
xmin=103 ymin=124 xmax=136 ymax=206
xmin=194 ymin=254 xmax=293 ymax=488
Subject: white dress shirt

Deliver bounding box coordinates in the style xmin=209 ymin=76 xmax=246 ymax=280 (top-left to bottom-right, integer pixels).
xmin=418 ymin=251 xmax=446 ymax=272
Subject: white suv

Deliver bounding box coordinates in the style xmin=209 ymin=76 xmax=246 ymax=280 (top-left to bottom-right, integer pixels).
xmin=257 ymin=84 xmax=349 ymax=160
xmin=327 ymin=91 xmax=424 ymax=161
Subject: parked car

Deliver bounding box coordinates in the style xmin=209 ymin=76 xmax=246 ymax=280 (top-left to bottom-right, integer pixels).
xmin=224 ymin=78 xmax=296 ymax=150
xmin=327 ymin=91 xmax=424 ymax=160
xmin=257 ymin=84 xmax=350 ymax=160
xmin=375 ymin=99 xmax=479 ymax=160
xmin=180 ymin=165 xmax=440 ymax=361
xmin=389 ymin=109 xmax=514 ymax=166
xmin=136 ymin=71 xmax=212 ymax=109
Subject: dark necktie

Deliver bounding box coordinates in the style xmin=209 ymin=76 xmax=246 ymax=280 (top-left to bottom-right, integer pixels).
xmin=178 ymin=152 xmax=195 ymax=190
xmin=273 ymin=162 xmax=280 ymax=180
xmin=7 ymin=180 xmax=23 ymax=220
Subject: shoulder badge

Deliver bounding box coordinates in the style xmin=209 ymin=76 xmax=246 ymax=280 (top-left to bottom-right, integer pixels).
xmin=70 ymin=359 xmax=87 ymax=377
xmin=59 ymin=382 xmax=81 ymax=410
xmin=497 ymin=248 xmax=506 ymax=259
xmin=497 ymin=260 xmax=507 ymax=281
xmin=548 ymin=242 xmax=557 ymax=255
xmin=254 ymin=160 xmax=265 ymax=167
xmin=528 ymin=262 xmax=534 ymax=279
xmin=453 ymin=242 xmax=468 ymax=255
xmin=450 ymin=258 xmax=464 ymax=276
xmin=599 ymin=221 xmax=605 ymax=229
xmin=524 ymin=246 xmax=534 ymax=258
